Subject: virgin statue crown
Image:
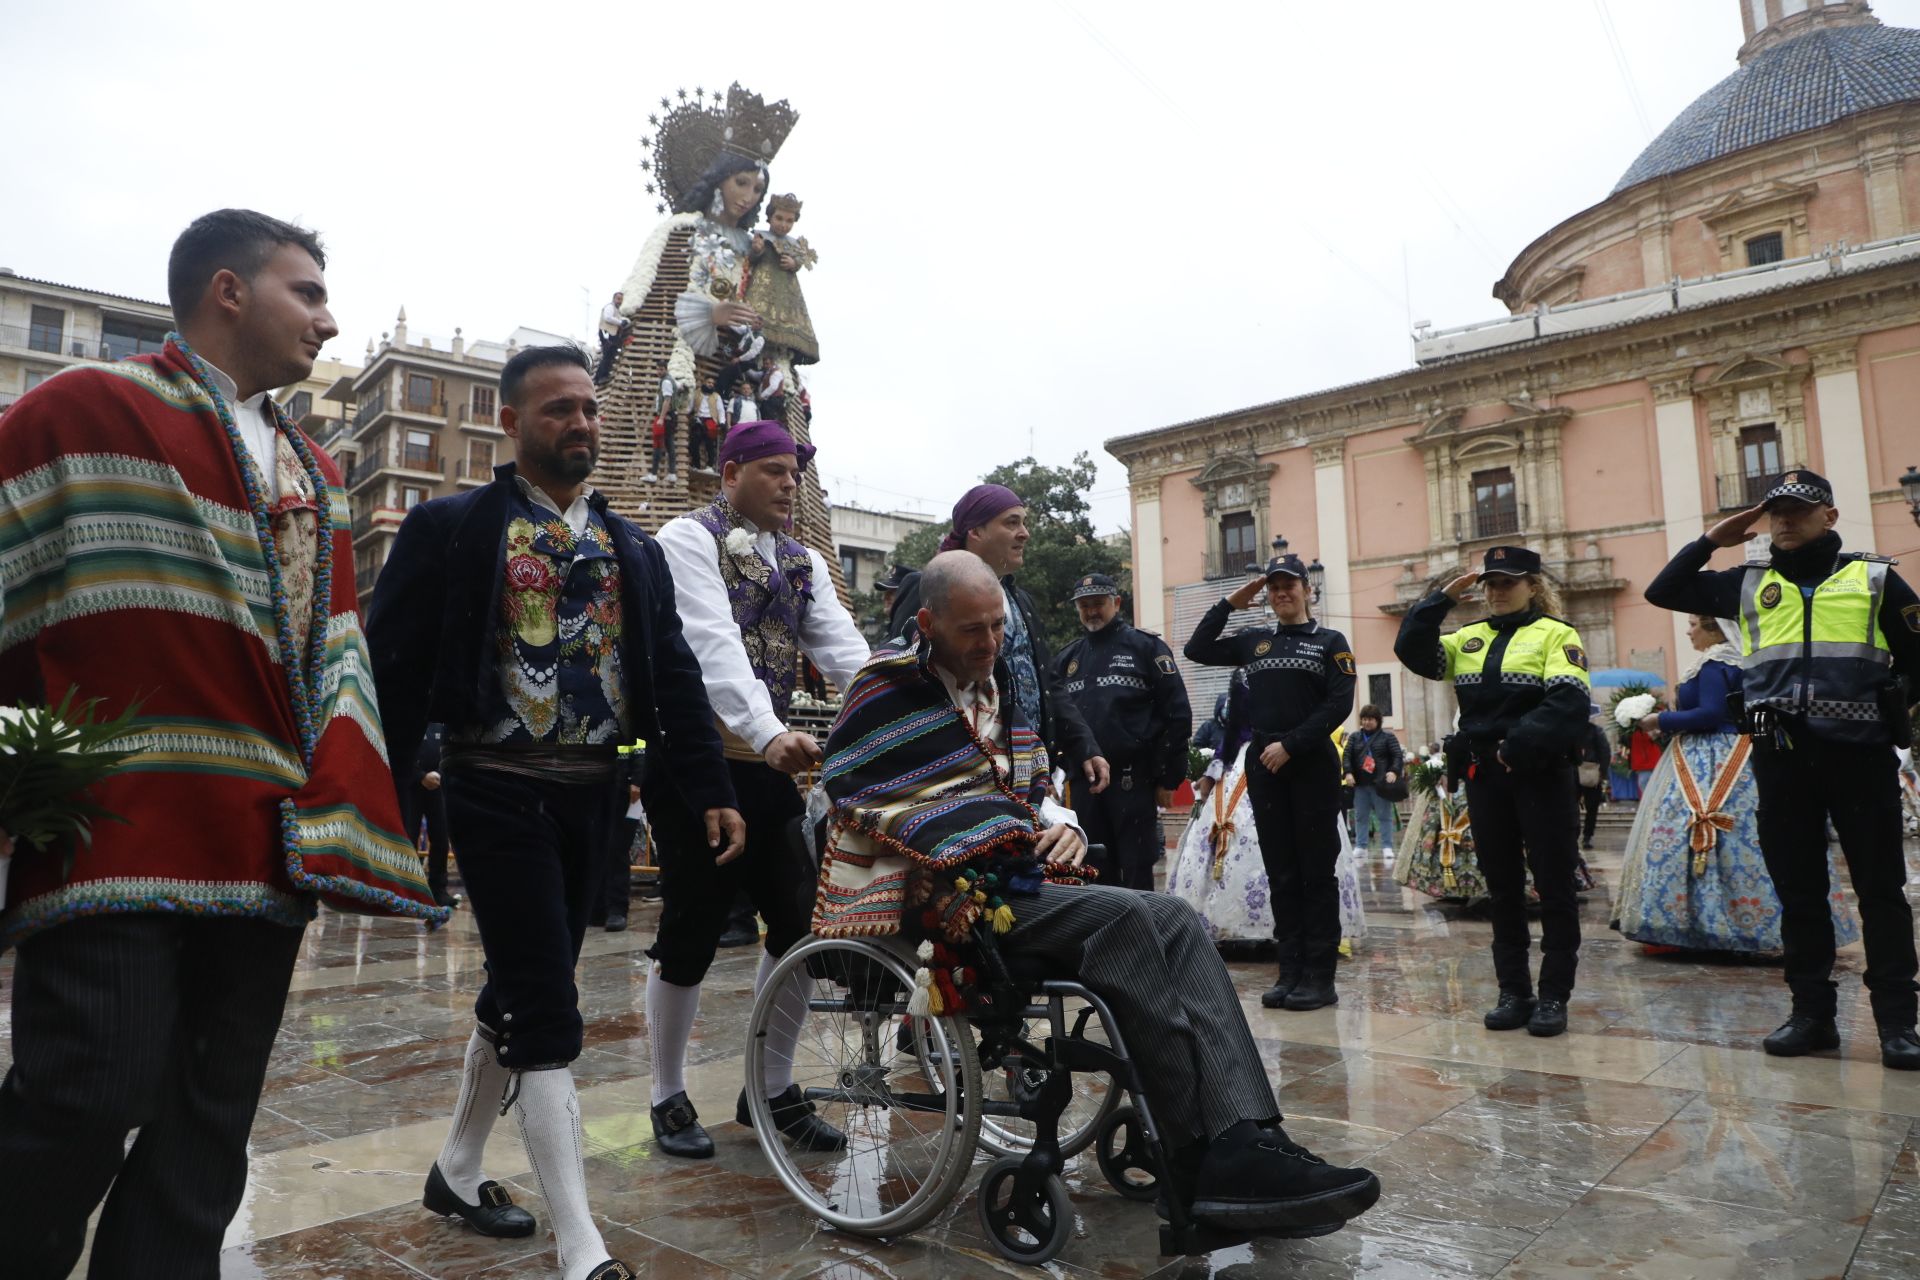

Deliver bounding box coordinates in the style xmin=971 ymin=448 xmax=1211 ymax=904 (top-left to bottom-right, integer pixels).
xmin=640 ymin=84 xmax=800 ymax=214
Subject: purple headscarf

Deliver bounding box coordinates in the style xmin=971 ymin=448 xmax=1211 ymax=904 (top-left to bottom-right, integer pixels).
xmin=718 ymin=420 xmax=816 ymax=472
xmin=939 ymin=483 xmax=1024 ymax=552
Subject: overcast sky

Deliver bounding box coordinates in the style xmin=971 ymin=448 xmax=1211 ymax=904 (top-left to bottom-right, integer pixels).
xmin=11 ymin=0 xmax=1918 ymax=533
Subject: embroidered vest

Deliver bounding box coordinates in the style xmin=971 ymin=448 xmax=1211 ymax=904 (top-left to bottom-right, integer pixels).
xmin=690 ymin=499 xmax=814 ymax=759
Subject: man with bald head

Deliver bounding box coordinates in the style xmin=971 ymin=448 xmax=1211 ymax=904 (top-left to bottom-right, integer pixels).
xmin=815 ymin=551 xmax=1381 ymax=1237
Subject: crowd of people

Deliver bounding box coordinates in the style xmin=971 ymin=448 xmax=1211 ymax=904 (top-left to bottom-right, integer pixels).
xmin=0 ymin=206 xmax=1916 ymax=1279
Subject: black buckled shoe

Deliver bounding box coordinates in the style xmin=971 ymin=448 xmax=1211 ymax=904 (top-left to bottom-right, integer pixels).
xmin=1483 ymin=992 xmax=1535 ymax=1031
xmin=1260 ymin=969 xmax=1300 ymax=1009
xmin=1527 ymin=999 xmax=1568 ymax=1038
xmin=1190 ymin=1120 xmax=1381 ymax=1231
xmin=584 ymin=1263 xmax=636 ymax=1280
xmin=737 ymin=1084 xmax=848 ymax=1151
xmin=1763 ymin=1015 xmax=1840 ymax=1057
xmin=422 ymin=1163 xmax=536 ymax=1238
xmin=1880 ymin=1026 xmax=1920 ymax=1071
xmin=650 ymin=1091 xmax=714 ymax=1159
xmin=1282 ymin=972 xmax=1338 ymax=1011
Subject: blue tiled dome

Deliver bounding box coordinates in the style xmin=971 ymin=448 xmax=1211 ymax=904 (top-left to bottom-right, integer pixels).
xmin=1614 ymin=24 xmax=1920 ymax=193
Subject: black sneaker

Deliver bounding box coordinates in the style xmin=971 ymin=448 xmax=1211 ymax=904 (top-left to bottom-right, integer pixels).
xmin=1762 ymin=1015 xmax=1840 ymax=1057
xmin=1880 ymin=1026 xmax=1920 ymax=1071
xmin=1483 ymin=992 xmax=1535 ymax=1031
xmin=1260 ymin=969 xmax=1300 ymax=1009
xmin=1190 ymin=1120 xmax=1381 ymax=1231
xmin=1527 ymin=999 xmax=1568 ymax=1038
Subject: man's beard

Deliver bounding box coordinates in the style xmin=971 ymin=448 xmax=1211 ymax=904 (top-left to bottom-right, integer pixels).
xmin=527 ymin=436 xmax=598 ymax=483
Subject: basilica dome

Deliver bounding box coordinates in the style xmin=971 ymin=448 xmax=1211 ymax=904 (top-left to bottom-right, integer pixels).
xmin=1614 ymin=21 xmax=1920 ymax=193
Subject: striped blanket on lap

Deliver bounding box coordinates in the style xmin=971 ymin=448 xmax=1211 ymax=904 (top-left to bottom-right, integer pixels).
xmin=0 ymin=338 xmax=448 ymax=949
xmin=815 ymin=637 xmax=1074 ymax=943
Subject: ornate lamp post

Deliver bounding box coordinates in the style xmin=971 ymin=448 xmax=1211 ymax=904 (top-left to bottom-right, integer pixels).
xmin=1900 ymin=465 xmax=1920 ymax=528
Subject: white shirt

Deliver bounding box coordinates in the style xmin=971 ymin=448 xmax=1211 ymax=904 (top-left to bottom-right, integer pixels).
xmin=200 ymin=361 xmax=279 ymax=499
xmin=656 ymin=512 xmax=870 ymax=753
xmin=931 ymin=663 xmax=1082 ymax=838
xmin=514 ymin=475 xmax=593 ymax=537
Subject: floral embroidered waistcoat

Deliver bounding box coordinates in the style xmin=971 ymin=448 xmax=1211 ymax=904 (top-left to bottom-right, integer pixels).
xmin=477 ymin=488 xmax=629 ymax=745
xmin=690 ymin=499 xmax=812 ymax=756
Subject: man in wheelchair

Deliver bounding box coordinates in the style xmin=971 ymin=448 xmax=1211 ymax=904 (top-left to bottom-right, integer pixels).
xmin=813 ymin=551 xmax=1381 ymax=1236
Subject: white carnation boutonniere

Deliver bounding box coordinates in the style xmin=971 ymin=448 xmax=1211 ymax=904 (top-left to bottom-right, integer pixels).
xmin=724 ymin=528 xmax=755 ymax=558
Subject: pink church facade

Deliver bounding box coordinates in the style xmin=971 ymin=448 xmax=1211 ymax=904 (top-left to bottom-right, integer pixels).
xmin=1110 ymin=0 xmax=1920 ymax=751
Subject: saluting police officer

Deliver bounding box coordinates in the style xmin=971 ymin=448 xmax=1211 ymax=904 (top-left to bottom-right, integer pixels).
xmin=1053 ymin=573 xmax=1193 ymax=890
xmin=1394 ymin=545 xmax=1592 ymax=1039
xmin=1646 ymin=469 xmax=1920 ymax=1070
xmin=1186 ymin=554 xmax=1354 ymax=1010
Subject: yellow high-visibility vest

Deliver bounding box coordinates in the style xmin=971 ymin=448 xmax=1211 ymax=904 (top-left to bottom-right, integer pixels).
xmin=1738 ymin=557 xmax=1891 ymax=742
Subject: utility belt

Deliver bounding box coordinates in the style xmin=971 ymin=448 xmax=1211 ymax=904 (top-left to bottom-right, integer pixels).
xmin=1736 ymin=679 xmax=1915 ymax=752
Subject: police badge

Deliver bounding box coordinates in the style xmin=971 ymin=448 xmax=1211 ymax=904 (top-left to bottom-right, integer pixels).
xmin=1760 ymin=583 xmax=1783 ymax=609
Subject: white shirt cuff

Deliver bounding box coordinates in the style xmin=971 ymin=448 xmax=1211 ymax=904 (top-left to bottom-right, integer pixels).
xmin=747 ymin=714 xmax=789 ymax=755
xmin=1038 ymin=794 xmax=1083 ymax=842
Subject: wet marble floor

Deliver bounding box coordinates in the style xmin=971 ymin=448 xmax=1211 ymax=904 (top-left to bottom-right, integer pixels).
xmin=9 ymin=821 xmax=1920 ymax=1279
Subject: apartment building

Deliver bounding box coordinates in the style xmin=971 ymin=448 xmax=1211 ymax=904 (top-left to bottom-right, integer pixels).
xmin=0 ymin=268 xmax=172 ymax=413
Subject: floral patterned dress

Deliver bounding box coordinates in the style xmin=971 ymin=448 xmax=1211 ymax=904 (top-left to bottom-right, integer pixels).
xmin=1167 ymin=745 xmax=1367 ymax=951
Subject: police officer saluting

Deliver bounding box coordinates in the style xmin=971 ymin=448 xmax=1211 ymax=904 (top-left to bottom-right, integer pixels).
xmin=1053 ymin=573 xmax=1193 ymax=889
xmin=1394 ymin=546 xmax=1591 ymax=1038
xmin=1186 ymin=553 xmax=1354 ymax=1010
xmin=1646 ymin=469 xmax=1920 ymax=1070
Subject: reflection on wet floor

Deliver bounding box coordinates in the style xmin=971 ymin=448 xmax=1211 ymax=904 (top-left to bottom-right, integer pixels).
xmin=7 ymin=830 xmax=1919 ymax=1278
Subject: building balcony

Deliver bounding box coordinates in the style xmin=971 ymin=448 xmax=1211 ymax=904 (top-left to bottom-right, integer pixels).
xmin=1380 ymin=552 xmax=1624 ymax=615
xmin=0 ymin=323 xmax=166 ymax=364
xmin=349 ymin=505 xmax=407 ymax=545
xmin=1453 ymin=505 xmax=1525 ymax=542
xmin=456 ymin=404 xmax=502 ymax=433
xmin=454 ymin=459 xmax=495 ymax=487
xmin=1715 ymin=471 xmax=1773 ymax=511
xmin=0 ymin=390 xmax=20 ymax=415
xmin=346 ymin=448 xmax=444 ymax=491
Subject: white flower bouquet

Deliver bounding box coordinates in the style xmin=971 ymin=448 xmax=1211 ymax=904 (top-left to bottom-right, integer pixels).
xmin=0 ymin=690 xmax=145 ymax=906
xmin=1613 ymin=693 xmax=1657 ymax=729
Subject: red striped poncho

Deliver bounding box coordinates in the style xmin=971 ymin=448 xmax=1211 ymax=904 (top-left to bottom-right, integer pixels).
xmin=0 ymin=339 xmax=447 ymax=948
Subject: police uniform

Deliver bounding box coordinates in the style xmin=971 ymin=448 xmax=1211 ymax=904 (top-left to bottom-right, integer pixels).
xmin=1395 ymin=545 xmax=1592 ymax=1037
xmin=1645 ymin=469 xmax=1920 ymax=1069
xmin=1053 ymin=573 xmax=1193 ymax=890
xmin=1185 ymin=555 xmax=1354 ymax=1008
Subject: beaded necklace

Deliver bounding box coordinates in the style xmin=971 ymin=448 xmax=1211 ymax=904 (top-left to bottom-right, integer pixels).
xmin=170 ymin=334 xmax=334 ymax=768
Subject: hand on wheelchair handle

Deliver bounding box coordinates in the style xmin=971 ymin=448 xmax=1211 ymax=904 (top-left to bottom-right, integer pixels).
xmin=1035 ymin=823 xmax=1086 ymax=867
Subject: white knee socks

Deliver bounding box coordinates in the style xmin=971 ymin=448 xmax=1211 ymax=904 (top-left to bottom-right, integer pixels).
xmin=646 ymin=965 xmax=701 ymax=1106
xmin=511 ymin=1067 xmax=612 ymax=1280
xmin=756 ymin=948 xmax=810 ymax=1097
xmin=436 ymin=1027 xmax=510 ymax=1201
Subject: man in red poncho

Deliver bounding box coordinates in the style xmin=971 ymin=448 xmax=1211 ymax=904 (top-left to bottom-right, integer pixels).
xmin=0 ymin=209 xmax=446 ymax=1276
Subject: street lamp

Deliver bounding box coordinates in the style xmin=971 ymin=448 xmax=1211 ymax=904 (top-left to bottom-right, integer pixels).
xmin=1307 ymin=558 xmax=1326 ymax=605
xmin=1901 ymin=465 xmax=1920 ymax=528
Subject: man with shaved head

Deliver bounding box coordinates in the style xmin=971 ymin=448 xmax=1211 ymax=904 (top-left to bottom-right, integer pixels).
xmin=813 ymin=551 xmax=1381 ymax=1238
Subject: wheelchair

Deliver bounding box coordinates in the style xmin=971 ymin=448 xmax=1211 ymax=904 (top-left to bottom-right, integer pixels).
xmin=742 ymin=914 xmax=1254 ymax=1264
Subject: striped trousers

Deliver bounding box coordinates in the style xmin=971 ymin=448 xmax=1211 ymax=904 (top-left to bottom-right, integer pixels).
xmin=0 ymin=914 xmax=305 ymax=1279
xmin=998 ymin=883 xmax=1278 ymax=1145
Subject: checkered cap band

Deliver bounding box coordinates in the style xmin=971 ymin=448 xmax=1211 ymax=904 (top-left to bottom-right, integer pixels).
xmin=1764 ymin=481 xmax=1831 ymax=506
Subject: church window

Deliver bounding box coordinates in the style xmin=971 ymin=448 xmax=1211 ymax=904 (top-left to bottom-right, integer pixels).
xmin=1220 ymin=512 xmax=1257 ymax=575
xmin=1472 ymin=467 xmax=1519 ymax=538
xmin=1745 ymin=232 xmax=1785 ymax=266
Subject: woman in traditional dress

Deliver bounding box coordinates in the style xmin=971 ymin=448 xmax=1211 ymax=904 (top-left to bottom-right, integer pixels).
xmin=1168 ymin=674 xmax=1367 ymax=954
xmin=1395 ymin=762 xmax=1487 ymax=902
xmin=1614 ymin=615 xmax=1859 ymax=954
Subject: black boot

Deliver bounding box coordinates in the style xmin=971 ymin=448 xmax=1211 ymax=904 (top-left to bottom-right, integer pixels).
xmin=1260 ymin=967 xmax=1300 ymax=1009
xmin=1282 ymin=972 xmax=1337 ymax=1011
xmin=422 ymin=1163 xmax=536 ymax=1237
xmin=1526 ymin=999 xmax=1568 ymax=1038
xmin=650 ymin=1091 xmax=714 ymax=1159
xmin=1880 ymin=1026 xmax=1920 ymax=1071
xmin=1190 ymin=1120 xmax=1380 ymax=1231
xmin=738 ymin=1084 xmax=848 ymax=1151
xmin=1483 ymin=991 xmax=1535 ymax=1031
xmin=1762 ymin=1014 xmax=1840 ymax=1057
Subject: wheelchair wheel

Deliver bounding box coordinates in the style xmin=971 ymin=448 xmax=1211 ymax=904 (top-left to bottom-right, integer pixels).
xmin=971 ymin=1000 xmax=1123 ymax=1160
xmin=1093 ymin=1104 xmax=1159 ymax=1201
xmin=975 ymin=1155 xmax=1073 ymax=1264
xmin=745 ymin=936 xmax=982 ymax=1239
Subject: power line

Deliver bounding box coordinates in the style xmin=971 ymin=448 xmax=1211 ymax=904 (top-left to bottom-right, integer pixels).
xmin=1592 ymin=0 xmax=1657 ymax=141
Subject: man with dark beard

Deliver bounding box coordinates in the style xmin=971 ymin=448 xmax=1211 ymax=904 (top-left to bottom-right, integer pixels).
xmin=368 ymin=344 xmax=742 ymax=1280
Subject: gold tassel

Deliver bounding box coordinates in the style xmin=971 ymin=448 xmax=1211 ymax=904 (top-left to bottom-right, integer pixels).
xmin=991 ymin=902 xmax=1016 ymax=933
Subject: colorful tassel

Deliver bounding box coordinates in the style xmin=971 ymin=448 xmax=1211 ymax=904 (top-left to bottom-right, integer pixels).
xmin=908 ymin=967 xmax=934 ymax=1017
xmin=990 ymin=901 xmax=1015 ymax=933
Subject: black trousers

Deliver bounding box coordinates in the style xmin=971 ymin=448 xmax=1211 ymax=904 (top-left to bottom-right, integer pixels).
xmin=644 ymin=759 xmax=809 ymax=985
xmin=1579 ymin=786 xmax=1603 ymax=846
xmin=1465 ymin=759 xmax=1582 ymax=1001
xmin=1751 ymin=741 xmax=1918 ymax=1026
xmin=443 ymin=764 xmax=617 ymax=1068
xmin=591 ymin=784 xmax=637 ymax=926
xmin=687 ymin=420 xmax=716 ymax=470
xmin=1243 ymin=737 xmax=1344 ymax=972
xmin=403 ymin=781 xmax=450 ymax=893
xmin=0 ymin=914 xmax=304 ymax=1279
xmin=1078 ymin=759 xmax=1163 ymax=891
